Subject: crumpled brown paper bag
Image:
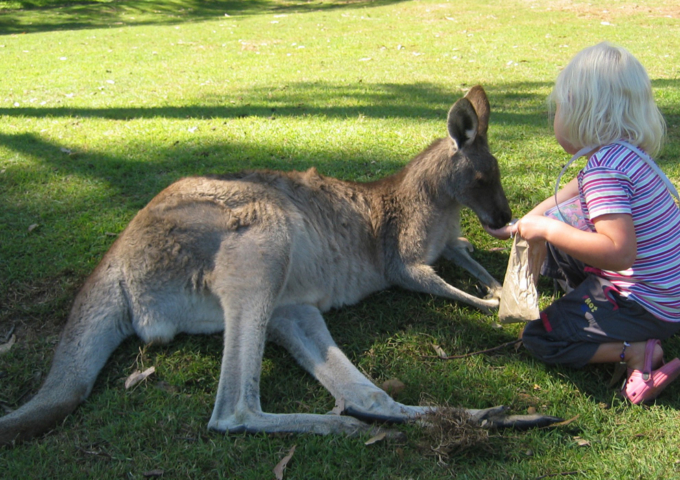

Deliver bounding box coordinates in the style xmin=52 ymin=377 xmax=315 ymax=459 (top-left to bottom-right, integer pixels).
xmin=498 ymin=237 xmax=544 ymax=324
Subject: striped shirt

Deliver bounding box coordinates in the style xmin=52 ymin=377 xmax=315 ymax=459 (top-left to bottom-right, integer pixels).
xmin=577 ymin=142 xmax=680 ymax=322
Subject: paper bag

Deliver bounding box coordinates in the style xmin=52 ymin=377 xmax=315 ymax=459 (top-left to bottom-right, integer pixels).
xmin=498 ymin=237 xmax=543 ymax=324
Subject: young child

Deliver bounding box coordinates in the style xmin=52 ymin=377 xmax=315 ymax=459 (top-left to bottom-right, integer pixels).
xmin=486 ymin=42 xmax=680 ymax=404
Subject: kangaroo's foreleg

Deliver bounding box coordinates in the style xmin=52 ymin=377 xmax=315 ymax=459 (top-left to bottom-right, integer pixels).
xmin=443 ymin=238 xmax=503 ymax=300
xmin=391 ymin=264 xmax=499 ymax=313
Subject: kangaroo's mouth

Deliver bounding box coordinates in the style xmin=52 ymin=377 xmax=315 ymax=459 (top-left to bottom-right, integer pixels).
xmin=483 ymin=221 xmax=506 ymax=231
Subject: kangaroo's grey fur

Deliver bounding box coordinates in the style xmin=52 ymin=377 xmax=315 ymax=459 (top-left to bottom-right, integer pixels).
xmin=0 ymin=86 xmax=560 ymax=446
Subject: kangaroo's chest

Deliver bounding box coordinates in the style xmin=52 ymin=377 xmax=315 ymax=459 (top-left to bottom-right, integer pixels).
xmin=419 ymin=207 xmax=461 ymax=265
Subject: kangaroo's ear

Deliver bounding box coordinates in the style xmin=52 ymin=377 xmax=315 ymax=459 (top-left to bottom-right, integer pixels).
xmin=447 ymin=97 xmax=479 ymax=150
xmin=464 ymin=85 xmax=490 ymax=136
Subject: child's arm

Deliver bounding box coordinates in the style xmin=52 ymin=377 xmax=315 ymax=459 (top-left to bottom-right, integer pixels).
xmin=517 ymin=212 xmax=637 ymax=272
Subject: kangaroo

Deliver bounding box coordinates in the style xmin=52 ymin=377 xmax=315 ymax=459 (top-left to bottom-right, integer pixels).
xmin=0 ymin=86 xmax=560 ymax=446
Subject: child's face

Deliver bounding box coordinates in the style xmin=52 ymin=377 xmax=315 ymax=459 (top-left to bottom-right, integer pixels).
xmin=553 ymin=104 xmax=579 ymax=154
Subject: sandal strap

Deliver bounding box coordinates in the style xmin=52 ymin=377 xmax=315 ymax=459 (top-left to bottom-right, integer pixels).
xmin=643 ymin=339 xmax=661 ymax=381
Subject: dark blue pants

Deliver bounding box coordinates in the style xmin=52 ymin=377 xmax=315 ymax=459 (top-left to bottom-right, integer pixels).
xmin=521 ymin=245 xmax=680 ymax=368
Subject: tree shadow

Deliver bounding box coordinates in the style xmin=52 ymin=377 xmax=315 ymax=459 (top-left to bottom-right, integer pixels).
xmin=0 ymin=80 xmax=554 ymax=122
xmin=0 ymin=0 xmax=408 ymax=35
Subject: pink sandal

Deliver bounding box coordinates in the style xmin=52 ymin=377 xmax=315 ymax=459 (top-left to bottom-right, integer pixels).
xmin=621 ymin=339 xmax=680 ymax=405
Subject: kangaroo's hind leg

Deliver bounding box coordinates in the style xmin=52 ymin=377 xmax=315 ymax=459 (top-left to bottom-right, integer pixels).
xmin=267 ymin=304 xmax=563 ymax=430
xmin=206 ymin=235 xmax=379 ymax=437
xmin=267 ymin=304 xmax=431 ymax=423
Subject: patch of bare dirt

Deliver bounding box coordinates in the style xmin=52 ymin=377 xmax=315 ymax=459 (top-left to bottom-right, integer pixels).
xmin=540 ymin=1 xmax=679 ymax=19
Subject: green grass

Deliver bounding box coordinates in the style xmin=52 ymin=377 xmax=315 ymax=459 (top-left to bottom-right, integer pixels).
xmin=1 ymin=0 xmax=680 ymax=478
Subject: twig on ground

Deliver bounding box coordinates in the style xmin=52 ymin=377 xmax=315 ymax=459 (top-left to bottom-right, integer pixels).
xmin=424 ymin=339 xmax=522 ymax=360
xmin=535 ymin=471 xmax=580 ymax=479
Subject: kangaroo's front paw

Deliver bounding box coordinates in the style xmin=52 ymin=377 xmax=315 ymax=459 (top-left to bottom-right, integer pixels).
xmin=484 ymin=284 xmax=503 ymax=301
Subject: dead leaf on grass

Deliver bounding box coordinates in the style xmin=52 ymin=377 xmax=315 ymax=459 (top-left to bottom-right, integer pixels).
xmin=273 ymin=445 xmax=296 ymax=480
xmin=364 ymin=431 xmax=387 ymax=445
xmin=381 ymin=378 xmax=405 ymax=397
xmin=432 ymin=344 xmax=448 ymax=358
xmin=0 ymin=334 xmax=16 ymax=355
xmin=28 ymin=223 xmax=40 ymax=233
xmin=573 ymin=436 xmax=591 ymax=447
xmin=125 ymin=366 xmax=155 ymax=389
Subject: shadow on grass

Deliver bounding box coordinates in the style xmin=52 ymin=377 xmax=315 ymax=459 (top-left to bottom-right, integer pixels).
xmin=0 ymin=81 xmax=561 ymax=241
xmin=0 ymin=80 xmax=555 ymax=122
xmin=0 ymin=0 xmax=408 ymax=35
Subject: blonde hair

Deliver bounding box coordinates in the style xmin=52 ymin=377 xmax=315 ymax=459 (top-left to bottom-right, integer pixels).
xmin=549 ymin=42 xmax=666 ymax=156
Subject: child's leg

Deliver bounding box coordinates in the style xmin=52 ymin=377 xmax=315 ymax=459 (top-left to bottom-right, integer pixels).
xmin=522 ymin=274 xmax=680 ymax=369
xmin=589 ymin=341 xmax=663 ymax=371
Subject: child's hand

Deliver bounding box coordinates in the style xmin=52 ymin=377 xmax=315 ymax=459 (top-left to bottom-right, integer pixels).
xmin=483 ymin=222 xmax=518 ymax=240
xmin=515 ymin=215 xmax=554 ymax=243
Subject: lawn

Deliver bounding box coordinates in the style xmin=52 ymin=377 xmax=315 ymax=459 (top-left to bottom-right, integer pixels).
xmin=1 ymin=0 xmax=680 ymax=478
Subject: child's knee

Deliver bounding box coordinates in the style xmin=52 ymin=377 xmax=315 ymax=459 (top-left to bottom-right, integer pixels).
xmin=522 ymin=318 xmax=595 ymax=368
xmin=522 ymin=318 xmax=554 ymax=361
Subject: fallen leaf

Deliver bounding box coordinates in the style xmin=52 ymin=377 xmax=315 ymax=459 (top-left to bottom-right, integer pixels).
xmin=28 ymin=224 xmax=39 ymax=232
xmin=125 ymin=366 xmax=155 ymax=389
xmin=381 ymin=378 xmax=405 ymax=397
xmin=364 ymin=431 xmax=387 ymax=445
xmin=0 ymin=334 xmax=16 ymax=355
xmin=273 ymin=445 xmax=296 ymax=480
xmin=432 ymin=344 xmax=448 ymax=358
xmin=573 ymin=436 xmax=590 ymax=447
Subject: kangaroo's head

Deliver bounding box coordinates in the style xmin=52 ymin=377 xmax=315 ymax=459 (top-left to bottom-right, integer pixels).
xmin=445 ymin=85 xmax=512 ymax=230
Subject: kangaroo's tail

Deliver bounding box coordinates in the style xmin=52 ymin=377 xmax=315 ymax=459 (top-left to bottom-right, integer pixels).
xmin=0 ymin=262 xmax=133 ymax=446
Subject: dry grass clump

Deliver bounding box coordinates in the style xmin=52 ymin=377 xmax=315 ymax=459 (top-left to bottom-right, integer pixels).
xmin=417 ymin=406 xmax=491 ymax=459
